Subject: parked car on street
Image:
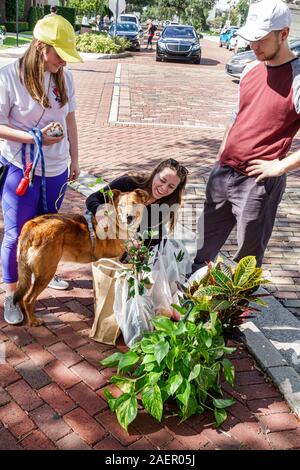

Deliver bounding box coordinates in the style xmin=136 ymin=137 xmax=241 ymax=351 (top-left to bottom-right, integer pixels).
xmin=228 ymin=33 xmax=249 ymax=52
xmin=119 ymin=13 xmax=142 ymax=32
xmin=156 ymin=24 xmax=202 ymax=64
xmin=108 ymin=22 xmax=144 ymax=51
xmin=226 ymin=39 xmax=300 ymax=79
xmin=219 ymin=26 xmax=238 ymax=48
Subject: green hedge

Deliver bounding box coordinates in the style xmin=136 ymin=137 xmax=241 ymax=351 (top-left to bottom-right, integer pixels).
xmin=4 ymin=21 xmax=29 ymax=33
xmin=5 ymin=0 xmax=25 ymax=21
xmin=43 ymin=5 xmax=76 ymax=28
xmin=76 ymin=33 xmax=130 ymax=54
xmin=27 ymin=6 xmax=44 ymax=31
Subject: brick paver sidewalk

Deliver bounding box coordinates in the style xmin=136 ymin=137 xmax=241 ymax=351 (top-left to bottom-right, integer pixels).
xmin=1 ymin=40 xmax=300 ymax=450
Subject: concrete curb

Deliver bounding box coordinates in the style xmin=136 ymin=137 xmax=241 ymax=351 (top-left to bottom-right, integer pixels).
xmin=240 ymin=320 xmax=300 ymax=418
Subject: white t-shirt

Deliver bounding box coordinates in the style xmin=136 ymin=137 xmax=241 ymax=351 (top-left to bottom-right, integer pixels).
xmin=0 ymin=59 xmax=76 ymax=177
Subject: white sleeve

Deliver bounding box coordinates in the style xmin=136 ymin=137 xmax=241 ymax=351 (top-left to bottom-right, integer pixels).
xmin=291 ymin=60 xmax=300 ymax=115
xmin=65 ymin=69 xmax=76 ymax=113
xmin=0 ymin=74 xmax=11 ymax=125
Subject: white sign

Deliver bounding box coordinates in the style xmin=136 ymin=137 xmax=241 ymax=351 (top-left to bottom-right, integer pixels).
xmin=109 ymin=0 xmax=126 ymax=19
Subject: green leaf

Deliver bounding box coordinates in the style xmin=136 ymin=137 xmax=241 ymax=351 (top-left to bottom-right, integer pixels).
xmin=142 ymin=384 xmax=163 ymax=422
xmin=166 ymin=372 xmax=183 ymax=395
xmin=100 ymin=352 xmax=123 ymax=367
xmin=213 ymin=397 xmax=235 ymax=409
xmin=147 ymin=372 xmax=162 ymax=385
xmin=233 ymin=256 xmax=257 ymax=287
xmin=177 ymin=380 xmax=191 ymax=407
xmin=171 ymin=304 xmax=186 ymax=315
xmin=251 ymin=297 xmax=268 ymax=307
xmin=214 ymin=408 xmax=228 ymax=427
xmin=165 ymin=347 xmax=178 ymax=371
xmin=188 ymin=364 xmax=201 ymax=382
xmin=151 ymin=316 xmax=176 ymax=335
xmin=142 ymin=354 xmax=156 ymax=365
xmin=140 ymin=339 xmax=155 ymax=354
xmin=154 ymin=340 xmax=170 ymax=365
xmin=110 ymin=376 xmax=135 ymax=393
xmin=115 ymin=394 xmax=138 ymax=432
xmin=118 ymin=351 xmax=140 ymax=373
xmin=223 ymin=346 xmax=236 ymax=354
xmin=103 ymin=390 xmax=118 ymax=412
xmin=222 ymin=359 xmax=235 ymax=386
xmin=194 ymin=286 xmax=225 ymax=297
xmin=210 ymin=269 xmax=232 ymax=291
xmin=211 ymin=299 xmax=232 ymax=311
xmin=209 ymin=311 xmax=218 ymax=335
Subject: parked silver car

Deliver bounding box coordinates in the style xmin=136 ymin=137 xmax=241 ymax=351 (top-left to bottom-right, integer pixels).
xmin=226 ymin=39 xmax=300 ymax=80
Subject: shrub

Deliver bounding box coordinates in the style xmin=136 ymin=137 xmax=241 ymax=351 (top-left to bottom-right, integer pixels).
xmin=5 ymin=0 xmax=25 ymax=21
xmin=4 ymin=21 xmax=29 ymax=33
xmin=43 ymin=6 xmax=76 ymax=28
xmin=27 ymin=6 xmax=43 ymax=30
xmin=76 ymin=33 xmax=130 ymax=54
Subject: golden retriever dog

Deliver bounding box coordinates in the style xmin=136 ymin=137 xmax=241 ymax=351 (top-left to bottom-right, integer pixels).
xmin=13 ymin=189 xmax=148 ymax=326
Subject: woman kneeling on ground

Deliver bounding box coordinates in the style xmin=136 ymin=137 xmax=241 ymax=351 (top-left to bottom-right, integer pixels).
xmin=86 ymin=158 xmax=189 ymax=249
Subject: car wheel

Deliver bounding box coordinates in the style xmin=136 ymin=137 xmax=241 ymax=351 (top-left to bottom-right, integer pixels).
xmin=193 ymin=57 xmax=201 ymax=64
xmin=156 ymin=56 xmax=162 ymax=61
xmin=219 ymin=42 xmax=223 ymax=47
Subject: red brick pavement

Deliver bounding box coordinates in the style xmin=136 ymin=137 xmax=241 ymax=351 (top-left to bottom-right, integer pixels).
xmin=0 ymin=40 xmax=300 ymax=450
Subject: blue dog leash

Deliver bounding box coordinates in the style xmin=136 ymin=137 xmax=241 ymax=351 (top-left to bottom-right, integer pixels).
xmin=21 ymin=127 xmax=48 ymax=213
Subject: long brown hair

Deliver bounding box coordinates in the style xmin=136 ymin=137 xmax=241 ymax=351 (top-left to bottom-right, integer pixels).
xmin=129 ymin=158 xmax=188 ymax=231
xmin=18 ymin=40 xmax=68 ymax=108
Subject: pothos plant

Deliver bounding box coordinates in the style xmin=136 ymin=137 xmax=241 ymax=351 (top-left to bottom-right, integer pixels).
xmin=100 ymin=312 xmax=236 ymax=432
xmin=183 ymin=255 xmax=270 ymax=336
xmin=122 ymin=230 xmax=158 ymax=299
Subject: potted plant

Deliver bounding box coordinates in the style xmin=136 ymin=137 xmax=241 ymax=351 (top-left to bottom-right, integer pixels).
xmin=183 ymin=256 xmax=270 ymax=339
xmin=100 ymin=311 xmax=236 ymax=432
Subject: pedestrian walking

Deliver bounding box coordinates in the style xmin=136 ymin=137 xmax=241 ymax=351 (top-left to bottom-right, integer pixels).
xmin=0 ymin=14 xmax=82 ymax=325
xmin=192 ymin=0 xmax=300 ymax=272
xmin=146 ymin=20 xmax=157 ymax=50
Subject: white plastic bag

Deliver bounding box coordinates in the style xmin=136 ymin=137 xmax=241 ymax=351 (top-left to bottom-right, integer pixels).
xmin=150 ymin=239 xmax=192 ymax=318
xmin=185 ymin=266 xmax=209 ymax=286
xmin=113 ymin=273 xmax=155 ymax=348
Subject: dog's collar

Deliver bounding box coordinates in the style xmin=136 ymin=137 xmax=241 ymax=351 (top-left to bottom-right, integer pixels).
xmin=84 ymin=211 xmax=96 ymax=260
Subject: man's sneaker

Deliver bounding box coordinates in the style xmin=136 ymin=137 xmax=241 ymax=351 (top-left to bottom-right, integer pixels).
xmin=4 ymin=296 xmax=24 ymax=325
xmin=48 ymin=275 xmax=69 ymax=290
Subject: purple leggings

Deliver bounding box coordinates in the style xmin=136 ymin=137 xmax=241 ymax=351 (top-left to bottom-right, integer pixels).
xmin=0 ymin=156 xmax=68 ymax=283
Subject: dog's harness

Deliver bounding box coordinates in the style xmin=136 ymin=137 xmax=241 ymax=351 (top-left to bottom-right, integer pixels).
xmin=84 ymin=210 xmax=96 ymax=261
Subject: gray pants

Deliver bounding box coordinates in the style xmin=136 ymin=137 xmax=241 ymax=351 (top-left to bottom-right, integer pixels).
xmin=192 ymin=164 xmax=286 ymax=272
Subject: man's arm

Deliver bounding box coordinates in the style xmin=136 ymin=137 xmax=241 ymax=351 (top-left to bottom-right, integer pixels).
xmin=246 ymin=148 xmax=300 ymax=182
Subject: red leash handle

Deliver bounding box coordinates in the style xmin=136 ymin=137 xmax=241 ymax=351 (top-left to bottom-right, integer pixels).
xmin=16 ymin=163 xmax=33 ymax=196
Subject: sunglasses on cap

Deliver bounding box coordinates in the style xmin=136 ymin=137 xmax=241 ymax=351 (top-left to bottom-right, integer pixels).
xmin=166 ymin=158 xmax=189 ymax=176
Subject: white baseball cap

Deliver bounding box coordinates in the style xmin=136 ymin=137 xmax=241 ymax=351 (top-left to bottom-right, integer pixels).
xmin=237 ymin=0 xmax=292 ymax=42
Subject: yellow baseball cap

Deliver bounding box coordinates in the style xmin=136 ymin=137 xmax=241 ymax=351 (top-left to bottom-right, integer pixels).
xmin=33 ymin=15 xmax=83 ymax=63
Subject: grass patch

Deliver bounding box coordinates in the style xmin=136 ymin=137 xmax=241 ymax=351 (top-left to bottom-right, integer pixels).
xmin=0 ymin=35 xmax=32 ymax=48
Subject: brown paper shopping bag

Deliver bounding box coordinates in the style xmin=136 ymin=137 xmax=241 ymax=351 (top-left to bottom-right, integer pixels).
xmin=90 ymin=258 xmax=128 ymax=345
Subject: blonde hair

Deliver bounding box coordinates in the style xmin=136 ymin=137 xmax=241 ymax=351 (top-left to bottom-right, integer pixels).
xmin=18 ymin=39 xmax=68 ymax=108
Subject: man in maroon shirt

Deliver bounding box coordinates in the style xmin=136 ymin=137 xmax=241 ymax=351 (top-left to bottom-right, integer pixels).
xmin=192 ymin=0 xmax=300 ymax=272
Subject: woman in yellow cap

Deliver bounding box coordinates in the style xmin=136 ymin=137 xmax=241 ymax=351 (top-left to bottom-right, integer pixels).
xmin=0 ymin=15 xmax=83 ymax=325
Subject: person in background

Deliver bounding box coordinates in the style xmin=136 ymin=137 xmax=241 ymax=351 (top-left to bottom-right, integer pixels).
xmin=192 ymin=0 xmax=300 ymax=273
xmin=0 ymin=15 xmax=83 ymax=325
xmin=146 ymin=19 xmax=157 ymax=50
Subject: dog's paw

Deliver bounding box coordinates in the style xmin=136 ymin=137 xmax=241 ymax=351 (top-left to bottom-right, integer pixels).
xmin=29 ymin=317 xmax=44 ymax=327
